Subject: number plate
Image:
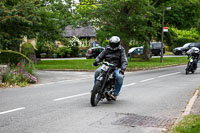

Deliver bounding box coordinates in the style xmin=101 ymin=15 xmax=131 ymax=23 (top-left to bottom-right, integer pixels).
xmin=101 ymin=64 xmax=109 ymax=71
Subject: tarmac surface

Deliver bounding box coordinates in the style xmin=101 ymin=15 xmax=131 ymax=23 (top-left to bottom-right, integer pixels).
xmin=36 ymin=68 xmax=200 ymax=117
xmin=191 ymin=93 xmax=200 ymax=115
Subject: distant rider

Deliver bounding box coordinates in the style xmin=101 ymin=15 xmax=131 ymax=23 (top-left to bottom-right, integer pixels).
xmin=93 ymin=36 xmax=128 ymax=100
xmin=186 ymin=47 xmax=200 ymax=70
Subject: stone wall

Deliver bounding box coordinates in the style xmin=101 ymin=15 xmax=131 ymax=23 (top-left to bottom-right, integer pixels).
xmin=0 ymin=65 xmax=7 ymax=83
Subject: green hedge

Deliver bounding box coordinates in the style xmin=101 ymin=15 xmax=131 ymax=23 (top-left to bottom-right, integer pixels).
xmin=0 ymin=50 xmax=32 ymax=65
xmin=56 ymin=47 xmax=72 ymax=57
xmin=21 ymin=43 xmax=35 ymax=57
xmin=21 ymin=43 xmax=37 ymax=63
xmin=70 ymin=46 xmax=80 ymax=57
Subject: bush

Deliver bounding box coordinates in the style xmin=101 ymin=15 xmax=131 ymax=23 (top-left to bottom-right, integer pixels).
xmin=21 ymin=43 xmax=37 ymax=63
xmin=79 ymin=47 xmax=90 ymax=57
xmin=70 ymin=46 xmax=79 ymax=57
xmin=21 ymin=43 xmax=35 ymax=56
xmin=56 ymin=47 xmax=72 ymax=57
xmin=36 ymin=41 xmax=49 ymax=54
xmin=0 ymin=50 xmax=31 ymax=65
xmin=101 ymin=40 xmax=109 ymax=47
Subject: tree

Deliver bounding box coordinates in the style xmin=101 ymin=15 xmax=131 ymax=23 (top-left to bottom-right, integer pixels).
xmin=77 ymin=0 xmax=160 ymax=60
xmin=0 ymin=0 xmax=73 ymax=51
xmin=164 ymin=0 xmax=200 ymax=30
xmin=76 ymin=0 xmax=200 ymax=58
xmin=0 ymin=0 xmax=41 ymax=50
xmin=34 ymin=0 xmax=74 ymax=42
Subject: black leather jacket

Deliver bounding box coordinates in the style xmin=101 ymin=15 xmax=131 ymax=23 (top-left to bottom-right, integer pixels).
xmin=187 ymin=49 xmax=200 ymax=60
xmin=189 ymin=53 xmax=200 ymax=60
xmin=95 ymin=45 xmax=128 ymax=71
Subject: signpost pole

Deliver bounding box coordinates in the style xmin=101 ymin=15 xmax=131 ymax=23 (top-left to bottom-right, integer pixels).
xmin=160 ymin=9 xmax=165 ymax=63
xmin=160 ymin=7 xmax=171 ymax=63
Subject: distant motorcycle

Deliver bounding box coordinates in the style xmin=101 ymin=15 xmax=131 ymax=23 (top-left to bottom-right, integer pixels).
xmin=90 ymin=62 xmax=117 ymax=106
xmin=185 ymin=56 xmax=197 ymax=74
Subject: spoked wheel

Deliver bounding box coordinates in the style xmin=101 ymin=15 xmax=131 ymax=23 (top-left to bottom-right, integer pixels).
xmin=186 ymin=63 xmax=190 ymax=75
xmin=90 ymin=81 xmax=102 ymax=107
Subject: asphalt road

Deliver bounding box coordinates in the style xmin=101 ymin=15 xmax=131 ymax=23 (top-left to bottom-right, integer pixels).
xmin=0 ymin=65 xmax=200 ymax=133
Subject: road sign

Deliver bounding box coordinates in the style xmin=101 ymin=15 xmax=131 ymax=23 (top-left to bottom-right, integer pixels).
xmin=163 ymin=27 xmax=168 ymax=32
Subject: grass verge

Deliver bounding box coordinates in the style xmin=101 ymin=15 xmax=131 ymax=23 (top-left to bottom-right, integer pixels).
xmin=35 ymin=57 xmax=187 ymax=70
xmin=172 ymin=115 xmax=200 ymax=133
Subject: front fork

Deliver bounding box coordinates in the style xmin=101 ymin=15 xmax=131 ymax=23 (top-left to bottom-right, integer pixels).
xmin=96 ymin=72 xmax=108 ymax=95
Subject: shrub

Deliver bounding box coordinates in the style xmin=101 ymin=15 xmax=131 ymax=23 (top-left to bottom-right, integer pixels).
xmin=0 ymin=50 xmax=31 ymax=65
xmin=70 ymin=46 xmax=79 ymax=57
xmin=79 ymin=47 xmax=90 ymax=57
xmin=101 ymin=40 xmax=109 ymax=47
xmin=36 ymin=41 xmax=49 ymax=54
xmin=21 ymin=43 xmax=35 ymax=56
xmin=21 ymin=43 xmax=37 ymax=63
xmin=56 ymin=47 xmax=72 ymax=57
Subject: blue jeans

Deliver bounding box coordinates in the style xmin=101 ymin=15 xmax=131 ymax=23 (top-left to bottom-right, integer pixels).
xmin=194 ymin=60 xmax=198 ymax=69
xmin=94 ymin=67 xmax=124 ymax=96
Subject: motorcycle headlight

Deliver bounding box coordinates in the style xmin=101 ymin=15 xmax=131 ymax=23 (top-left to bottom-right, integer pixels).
xmin=190 ymin=59 xmax=193 ymax=62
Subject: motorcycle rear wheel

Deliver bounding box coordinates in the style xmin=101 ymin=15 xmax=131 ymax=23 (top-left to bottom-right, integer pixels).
xmin=192 ymin=69 xmax=194 ymax=74
xmin=90 ymin=81 xmax=102 ymax=106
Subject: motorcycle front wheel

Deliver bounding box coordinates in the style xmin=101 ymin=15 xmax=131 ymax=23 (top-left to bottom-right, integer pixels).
xmin=90 ymin=81 xmax=102 ymax=107
xmin=185 ymin=68 xmax=189 ymax=75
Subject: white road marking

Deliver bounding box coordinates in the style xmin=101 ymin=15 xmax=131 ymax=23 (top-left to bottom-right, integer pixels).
xmin=53 ymin=72 xmax=182 ymax=101
xmin=140 ymin=78 xmax=155 ymax=83
xmin=53 ymin=83 xmax=137 ymax=101
xmin=123 ymin=83 xmax=136 ymax=87
xmin=158 ymin=72 xmax=181 ymax=78
xmin=0 ymin=107 xmax=25 ymax=115
xmin=34 ymin=77 xmax=93 ymax=87
xmin=53 ymin=93 xmax=90 ymax=101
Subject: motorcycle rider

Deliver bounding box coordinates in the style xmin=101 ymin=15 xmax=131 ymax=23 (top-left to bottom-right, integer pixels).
xmin=186 ymin=47 xmax=200 ymax=70
xmin=93 ymin=36 xmax=128 ymax=100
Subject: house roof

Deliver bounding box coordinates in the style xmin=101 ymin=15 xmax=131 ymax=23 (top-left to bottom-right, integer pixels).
xmin=63 ymin=25 xmax=96 ymax=38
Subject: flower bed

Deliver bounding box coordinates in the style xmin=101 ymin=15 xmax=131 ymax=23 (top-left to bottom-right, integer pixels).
xmin=1 ymin=62 xmax=37 ymax=87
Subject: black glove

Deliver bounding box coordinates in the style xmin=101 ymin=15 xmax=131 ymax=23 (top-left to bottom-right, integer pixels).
xmin=119 ymin=69 xmax=124 ymax=75
xmin=93 ymin=61 xmax=98 ymax=66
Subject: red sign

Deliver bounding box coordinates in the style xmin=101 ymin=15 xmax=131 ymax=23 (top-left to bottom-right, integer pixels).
xmin=163 ymin=27 xmax=168 ymax=32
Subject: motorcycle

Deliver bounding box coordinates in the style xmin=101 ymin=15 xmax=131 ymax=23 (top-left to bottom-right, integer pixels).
xmin=90 ymin=62 xmax=117 ymax=107
xmin=185 ymin=56 xmax=197 ymax=74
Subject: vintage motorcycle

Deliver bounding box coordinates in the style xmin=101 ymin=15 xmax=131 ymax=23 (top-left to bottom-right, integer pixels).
xmin=185 ymin=56 xmax=197 ymax=74
xmin=90 ymin=62 xmax=117 ymax=106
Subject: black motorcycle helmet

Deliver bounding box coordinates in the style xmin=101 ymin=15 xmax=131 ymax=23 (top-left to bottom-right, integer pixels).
xmin=109 ymin=36 xmax=120 ymax=49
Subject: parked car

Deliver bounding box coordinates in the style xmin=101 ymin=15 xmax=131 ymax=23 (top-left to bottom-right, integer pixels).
xmin=128 ymin=46 xmax=152 ymax=58
xmin=86 ymin=47 xmax=104 ymax=59
xmin=150 ymin=42 xmax=165 ymax=56
xmin=128 ymin=46 xmax=144 ymax=57
xmin=173 ymin=42 xmax=200 ymax=55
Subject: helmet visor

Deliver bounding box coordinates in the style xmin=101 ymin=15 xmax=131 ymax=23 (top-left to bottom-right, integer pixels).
xmin=110 ymin=42 xmax=119 ymax=48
